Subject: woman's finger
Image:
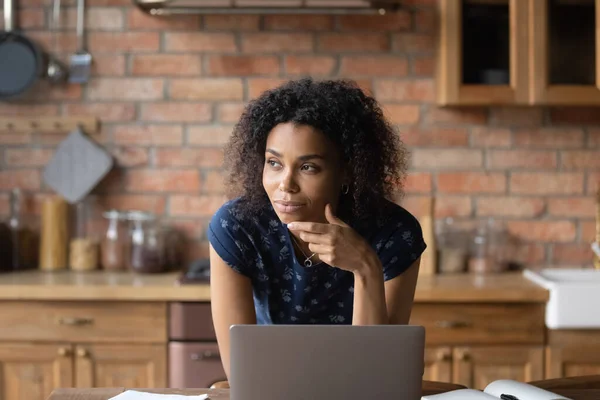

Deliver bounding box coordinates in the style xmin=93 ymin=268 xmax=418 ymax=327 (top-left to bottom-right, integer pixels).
xmin=297 ymin=231 xmax=332 ymax=245
xmin=308 ymin=243 xmax=333 ymax=255
xmin=287 ymin=221 xmax=330 ymax=234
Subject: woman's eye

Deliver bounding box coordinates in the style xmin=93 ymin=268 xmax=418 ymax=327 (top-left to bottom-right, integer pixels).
xmin=300 ymin=164 xmax=317 ymax=172
xmin=267 ymin=160 xmax=281 ymax=168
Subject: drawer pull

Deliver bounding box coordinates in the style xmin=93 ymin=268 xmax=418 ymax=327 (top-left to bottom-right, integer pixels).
xmin=436 ymin=350 xmax=451 ymax=362
xmin=190 ymin=351 xmax=221 ymax=361
xmin=434 ymin=320 xmax=471 ymax=329
xmin=57 ymin=347 xmax=71 ymax=357
xmin=58 ymin=317 xmax=94 ymax=326
xmin=76 ymin=348 xmax=89 ymax=358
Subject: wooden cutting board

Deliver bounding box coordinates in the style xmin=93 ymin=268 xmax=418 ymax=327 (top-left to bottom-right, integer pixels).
xmin=419 ymin=196 xmax=437 ymax=276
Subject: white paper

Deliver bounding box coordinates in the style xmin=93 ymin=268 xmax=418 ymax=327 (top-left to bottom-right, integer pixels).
xmin=484 ymin=380 xmax=572 ymax=400
xmin=109 ymin=390 xmax=209 ymax=400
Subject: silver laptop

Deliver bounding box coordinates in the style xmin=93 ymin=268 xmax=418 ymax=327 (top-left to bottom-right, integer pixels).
xmin=229 ymin=324 xmax=425 ymax=400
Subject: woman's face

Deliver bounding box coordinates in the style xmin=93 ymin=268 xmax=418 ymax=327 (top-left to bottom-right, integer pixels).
xmin=262 ymin=122 xmax=345 ymax=225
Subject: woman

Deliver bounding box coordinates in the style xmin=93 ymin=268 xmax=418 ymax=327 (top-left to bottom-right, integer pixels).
xmin=208 ymin=78 xmax=426 ymax=378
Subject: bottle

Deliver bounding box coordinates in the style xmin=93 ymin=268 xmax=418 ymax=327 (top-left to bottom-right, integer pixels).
xmin=69 ymin=197 xmax=99 ymax=271
xmin=101 ymin=210 xmax=127 ymax=271
xmin=128 ymin=211 xmax=165 ymax=274
xmin=8 ymin=189 xmax=38 ymax=271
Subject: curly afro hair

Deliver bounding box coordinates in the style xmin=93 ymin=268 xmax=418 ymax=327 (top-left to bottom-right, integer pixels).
xmin=223 ymin=77 xmax=409 ymax=225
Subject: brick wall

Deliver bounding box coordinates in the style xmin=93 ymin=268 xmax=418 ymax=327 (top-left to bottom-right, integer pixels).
xmin=0 ymin=0 xmax=598 ymax=267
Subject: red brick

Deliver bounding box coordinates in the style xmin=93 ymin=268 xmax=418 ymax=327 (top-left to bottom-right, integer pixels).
xmin=510 ymin=173 xmax=584 ymax=195
xmin=5 ymin=149 xmax=54 ymax=167
xmin=19 ymin=8 xmax=45 ymax=29
xmin=588 ymin=173 xmax=600 ymax=194
xmin=412 ymin=149 xmax=483 ymax=169
xmin=318 ymin=33 xmax=389 ymax=52
xmin=487 ymin=150 xmax=557 ymax=169
xmin=92 ymin=55 xmax=126 ymax=76
xmin=404 ymin=172 xmax=431 ymax=193
xmin=35 ymin=130 xmax=109 ymax=146
xmin=507 ymin=221 xmax=576 ymax=243
xmin=155 ymin=148 xmax=224 ymax=168
xmin=581 ymin=221 xmax=597 ymax=242
xmin=165 ymin=33 xmax=236 ymax=52
xmin=28 ymin=32 xmax=78 ymax=53
xmin=99 ymin=195 xmax=166 ymax=214
xmin=64 ymin=103 xmax=136 ymax=122
xmin=285 ymin=56 xmax=336 ymax=76
xmin=376 ymin=79 xmax=434 ymax=101
xmin=489 ymin=107 xmax=544 ymax=127
xmin=397 ymin=195 xmax=424 ymax=216
xmin=434 ymin=196 xmax=472 ymax=217
xmin=552 ymin=244 xmax=594 ymax=265
xmin=204 ymin=171 xmax=225 ymax=194
xmin=188 ymin=125 xmax=233 ymax=146
xmin=587 ymin=128 xmax=600 ymax=147
xmin=548 ymin=197 xmax=596 ymax=218
xmin=515 ymin=244 xmax=547 ymax=265
xmin=551 ymin=107 xmax=600 ymax=125
xmin=18 ymin=82 xmax=82 ymax=102
xmin=513 ymin=128 xmax=584 ymax=148
xmin=125 ymin=170 xmax=200 ymax=193
xmin=392 ymin=33 xmax=435 ymax=52
xmin=248 ymin=78 xmax=288 ymax=98
xmin=476 ymin=197 xmax=545 ymax=218
xmin=415 ymin=8 xmax=436 ymax=32
xmin=207 ymin=55 xmax=280 ymax=77
xmin=0 ymin=104 xmax=58 ymax=116
xmin=338 ymin=13 xmax=411 ymax=31
xmin=127 ymin=8 xmax=199 ymax=30
xmin=427 ymin=108 xmax=488 ymax=125
xmin=382 ymin=104 xmax=420 ymax=125
xmin=401 ymin=128 xmax=469 ymax=147
xmin=242 ymin=33 xmax=313 ymax=53
xmin=88 ymin=78 xmax=164 ymax=100
xmin=89 ymin=32 xmax=160 ymax=52
xmin=264 ymin=15 xmax=333 ymax=31
xmin=140 ymin=103 xmax=212 ymax=123
xmin=110 ymin=147 xmax=149 ymax=168
xmin=340 ymin=57 xmax=408 ymax=77
xmin=113 ymin=125 xmax=183 ymax=146
xmin=411 ymin=55 xmax=434 ymax=76
xmin=170 ymin=195 xmax=227 ymax=216
xmin=60 ymin=7 xmax=124 ymax=30
xmin=132 ymin=55 xmax=201 ymax=76
xmin=561 ymin=151 xmax=600 ymax=169
xmin=470 ymin=127 xmax=512 ymax=148
xmin=437 ymin=172 xmax=506 ymax=194
xmin=218 ymin=103 xmax=246 ymax=124
xmin=0 ymin=170 xmax=41 ymax=190
xmin=204 ymin=15 xmax=260 ymax=30
xmin=0 ymin=132 xmax=31 ymax=145
xmin=170 ymin=79 xmax=244 ymax=101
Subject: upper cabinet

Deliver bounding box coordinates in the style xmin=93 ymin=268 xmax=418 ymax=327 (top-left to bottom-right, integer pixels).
xmin=436 ymin=0 xmax=600 ymax=106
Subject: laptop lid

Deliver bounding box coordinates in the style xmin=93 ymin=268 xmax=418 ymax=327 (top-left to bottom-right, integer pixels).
xmin=229 ymin=324 xmax=425 ymax=400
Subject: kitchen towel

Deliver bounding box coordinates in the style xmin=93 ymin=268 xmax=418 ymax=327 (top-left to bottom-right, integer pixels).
xmin=109 ymin=391 xmax=209 ymax=400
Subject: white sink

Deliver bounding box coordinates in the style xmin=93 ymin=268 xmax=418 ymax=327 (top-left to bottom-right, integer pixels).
xmin=523 ymin=268 xmax=600 ymax=329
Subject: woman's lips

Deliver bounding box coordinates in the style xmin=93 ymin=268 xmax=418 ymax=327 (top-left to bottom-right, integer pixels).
xmin=274 ymin=201 xmax=305 ymax=213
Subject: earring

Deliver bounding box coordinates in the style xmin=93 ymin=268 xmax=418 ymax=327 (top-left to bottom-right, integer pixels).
xmin=341 ymin=184 xmax=349 ymax=195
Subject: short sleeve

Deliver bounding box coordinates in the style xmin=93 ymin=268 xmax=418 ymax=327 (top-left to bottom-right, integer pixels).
xmin=207 ymin=200 xmax=257 ymax=279
xmin=376 ymin=211 xmax=427 ymax=282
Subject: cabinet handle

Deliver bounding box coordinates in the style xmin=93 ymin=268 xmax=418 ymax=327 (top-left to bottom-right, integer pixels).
xmin=58 ymin=317 xmax=94 ymax=326
xmin=76 ymin=348 xmax=89 ymax=358
xmin=434 ymin=320 xmax=471 ymax=329
xmin=458 ymin=350 xmax=471 ymax=362
xmin=57 ymin=347 xmax=71 ymax=357
xmin=190 ymin=350 xmax=221 ymax=361
xmin=436 ymin=350 xmax=451 ymax=362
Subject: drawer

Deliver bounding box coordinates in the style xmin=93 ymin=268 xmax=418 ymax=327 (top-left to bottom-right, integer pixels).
xmin=169 ymin=302 xmax=215 ymax=341
xmin=0 ymin=301 xmax=167 ymax=343
xmin=169 ymin=342 xmax=226 ymax=389
xmin=410 ymin=303 xmax=545 ymax=345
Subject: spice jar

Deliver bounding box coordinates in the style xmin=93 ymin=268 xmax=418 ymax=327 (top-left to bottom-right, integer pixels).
xmin=127 ymin=211 xmax=165 ymax=274
xmin=468 ymin=218 xmax=508 ymax=274
xmin=437 ymin=217 xmax=468 ymax=274
xmin=101 ymin=210 xmax=127 ymax=271
xmin=69 ymin=197 xmax=99 ymax=271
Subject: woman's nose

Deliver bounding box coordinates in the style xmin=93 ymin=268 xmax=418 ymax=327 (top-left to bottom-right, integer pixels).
xmin=279 ymin=170 xmax=299 ymax=193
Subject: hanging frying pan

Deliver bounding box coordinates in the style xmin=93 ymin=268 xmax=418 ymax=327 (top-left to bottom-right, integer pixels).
xmin=0 ymin=0 xmax=45 ymax=100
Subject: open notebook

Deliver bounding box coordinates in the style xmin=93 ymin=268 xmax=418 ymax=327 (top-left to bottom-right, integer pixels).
xmin=422 ymin=380 xmax=571 ymax=400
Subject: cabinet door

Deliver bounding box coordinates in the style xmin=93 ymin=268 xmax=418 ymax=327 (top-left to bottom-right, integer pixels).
xmin=452 ymin=346 xmax=544 ymax=390
xmin=423 ymin=347 xmax=452 ymax=383
xmin=436 ymin=0 xmax=529 ymax=105
xmin=546 ymin=346 xmax=600 ymax=378
xmin=75 ymin=344 xmax=166 ymax=389
xmin=529 ymin=0 xmax=600 ymax=104
xmin=0 ymin=343 xmax=73 ymax=400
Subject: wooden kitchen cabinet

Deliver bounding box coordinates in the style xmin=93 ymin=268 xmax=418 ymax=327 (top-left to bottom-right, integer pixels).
xmin=424 ymin=347 xmax=453 ymax=383
xmin=437 ymin=0 xmax=600 ymax=105
xmin=546 ymin=330 xmax=600 ymax=378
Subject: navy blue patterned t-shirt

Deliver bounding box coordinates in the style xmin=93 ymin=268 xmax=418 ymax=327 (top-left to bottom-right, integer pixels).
xmin=207 ymin=198 xmax=427 ymax=325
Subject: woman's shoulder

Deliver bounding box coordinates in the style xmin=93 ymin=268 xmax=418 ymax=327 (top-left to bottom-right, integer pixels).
xmin=209 ymin=197 xmax=275 ymax=233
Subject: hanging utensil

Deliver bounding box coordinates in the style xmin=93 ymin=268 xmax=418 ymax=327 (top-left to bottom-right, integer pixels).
xmin=68 ymin=0 xmax=92 ymax=84
xmin=47 ymin=0 xmax=68 ymax=84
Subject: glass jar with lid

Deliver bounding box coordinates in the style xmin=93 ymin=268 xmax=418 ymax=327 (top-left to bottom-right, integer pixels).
xmin=127 ymin=211 xmax=166 ymax=274
xmin=69 ymin=196 xmax=100 ymax=272
xmin=101 ymin=210 xmax=128 ymax=271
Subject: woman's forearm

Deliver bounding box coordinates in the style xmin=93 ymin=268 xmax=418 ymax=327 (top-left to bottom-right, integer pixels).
xmin=351 ymin=254 xmax=388 ymax=325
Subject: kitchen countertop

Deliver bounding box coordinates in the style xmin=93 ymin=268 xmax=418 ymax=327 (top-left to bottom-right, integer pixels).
xmin=0 ymin=270 xmax=548 ymax=302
